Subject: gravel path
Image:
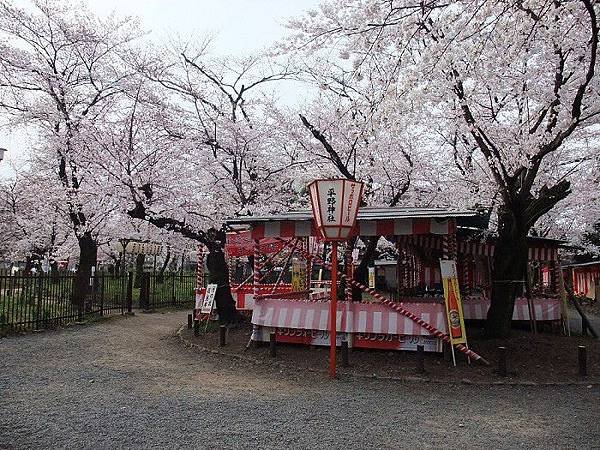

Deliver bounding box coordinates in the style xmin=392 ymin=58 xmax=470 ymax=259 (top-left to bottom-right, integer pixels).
xmin=1 ymin=311 xmax=599 ymax=449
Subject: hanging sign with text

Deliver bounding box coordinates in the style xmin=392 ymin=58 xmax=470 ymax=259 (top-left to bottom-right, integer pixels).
xmin=201 ymin=284 xmax=218 ymax=314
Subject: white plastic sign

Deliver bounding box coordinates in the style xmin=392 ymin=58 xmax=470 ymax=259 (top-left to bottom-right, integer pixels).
xmin=201 ymin=284 xmax=218 ymax=314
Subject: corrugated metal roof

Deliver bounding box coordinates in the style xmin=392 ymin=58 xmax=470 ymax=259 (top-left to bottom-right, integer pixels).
xmin=226 ymin=206 xmax=480 ymax=225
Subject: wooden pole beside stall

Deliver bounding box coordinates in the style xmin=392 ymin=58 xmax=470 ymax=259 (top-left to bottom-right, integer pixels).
xmin=525 ymin=264 xmax=538 ymax=334
xmin=557 ymin=258 xmax=571 ymax=336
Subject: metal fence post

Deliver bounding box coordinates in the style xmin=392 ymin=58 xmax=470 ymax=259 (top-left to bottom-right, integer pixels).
xmin=172 ymin=272 xmax=176 ymax=306
xmin=99 ymin=273 xmax=104 ymax=317
xmin=126 ymin=272 xmax=133 ymax=314
xmin=120 ymin=273 xmax=125 ymax=315
xmin=35 ymin=274 xmax=43 ymax=330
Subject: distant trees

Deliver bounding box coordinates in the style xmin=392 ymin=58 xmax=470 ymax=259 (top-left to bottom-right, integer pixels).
xmin=0 ymin=166 xmax=72 ymax=271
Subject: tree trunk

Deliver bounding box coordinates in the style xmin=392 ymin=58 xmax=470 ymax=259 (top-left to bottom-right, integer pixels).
xmin=50 ymin=260 xmax=59 ymax=281
xmin=206 ymin=247 xmax=240 ymax=324
xmin=115 ymin=253 xmax=122 ymax=276
xmin=485 ymin=209 xmax=528 ymax=338
xmin=72 ymin=232 xmax=98 ymax=307
xmin=134 ymin=253 xmax=146 ymax=288
xmin=24 ymin=255 xmax=33 ymax=276
xmin=157 ymin=248 xmax=171 ymax=283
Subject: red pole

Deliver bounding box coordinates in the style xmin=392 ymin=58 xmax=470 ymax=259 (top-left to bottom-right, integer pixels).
xmin=330 ymin=241 xmax=338 ymax=379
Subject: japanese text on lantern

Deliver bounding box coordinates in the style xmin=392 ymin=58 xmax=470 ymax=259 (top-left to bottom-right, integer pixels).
xmin=326 ymin=188 xmax=336 ymax=222
xmin=345 ymin=182 xmax=357 ymax=223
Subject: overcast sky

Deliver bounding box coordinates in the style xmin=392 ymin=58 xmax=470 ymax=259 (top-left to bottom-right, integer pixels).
xmin=0 ymin=0 xmax=322 ymax=174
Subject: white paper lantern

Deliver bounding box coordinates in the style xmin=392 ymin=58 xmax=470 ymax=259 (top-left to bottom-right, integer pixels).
xmin=308 ymin=179 xmax=364 ymax=241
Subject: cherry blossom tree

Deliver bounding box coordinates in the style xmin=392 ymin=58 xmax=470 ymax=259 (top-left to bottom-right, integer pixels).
xmin=0 ymin=0 xmax=141 ymax=303
xmin=0 ymin=165 xmax=73 ymax=271
xmin=82 ymin=46 xmax=308 ymax=322
xmin=287 ymin=0 xmax=600 ymax=336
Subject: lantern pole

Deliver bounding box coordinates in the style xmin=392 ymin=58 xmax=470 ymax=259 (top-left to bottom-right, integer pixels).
xmin=329 ymin=241 xmax=338 ymax=379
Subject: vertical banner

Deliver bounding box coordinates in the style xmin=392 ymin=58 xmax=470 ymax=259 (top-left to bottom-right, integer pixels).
xmin=291 ymin=259 xmax=306 ymax=291
xmin=439 ymin=260 xmax=467 ymax=345
xmin=368 ymin=266 xmax=376 ymax=289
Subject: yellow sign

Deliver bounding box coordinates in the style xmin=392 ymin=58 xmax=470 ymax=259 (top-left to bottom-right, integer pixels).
xmin=440 ymin=260 xmax=467 ymax=345
xmin=368 ymin=267 xmax=376 ymax=289
xmin=291 ymin=260 xmax=306 ymax=291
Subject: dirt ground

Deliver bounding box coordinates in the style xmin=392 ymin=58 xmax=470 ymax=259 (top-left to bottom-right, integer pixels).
xmin=182 ymin=320 xmax=600 ymax=383
xmin=1 ymin=311 xmax=599 ymax=449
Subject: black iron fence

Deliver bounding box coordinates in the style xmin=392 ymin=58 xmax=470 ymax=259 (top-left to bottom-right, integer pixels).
xmin=0 ymin=271 xmax=196 ymax=333
xmin=0 ymin=272 xmax=130 ymax=332
xmin=140 ymin=273 xmax=196 ymax=310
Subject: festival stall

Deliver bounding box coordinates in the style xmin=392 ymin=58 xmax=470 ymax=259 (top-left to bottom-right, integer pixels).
xmin=214 ymin=206 xmax=520 ymax=354
xmin=563 ymin=260 xmax=600 ymax=300
xmin=194 ymin=206 xmax=564 ymax=360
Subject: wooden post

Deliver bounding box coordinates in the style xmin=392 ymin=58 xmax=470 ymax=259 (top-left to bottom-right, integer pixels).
xmin=187 ymin=313 xmax=193 ymax=329
xmin=219 ymin=325 xmax=227 ymax=347
xmin=523 ymin=264 xmax=538 ymax=334
xmin=557 ymin=260 xmax=571 ymax=336
xmin=341 ymin=340 xmax=350 ymax=367
xmin=416 ymin=344 xmax=425 ymax=374
xmin=498 ymin=346 xmax=507 ymax=377
xmin=578 ymin=345 xmax=587 ymax=376
xmin=329 ymin=241 xmax=338 ymax=379
xmin=269 ymin=332 xmax=276 ymax=357
xmin=193 ymin=318 xmax=200 ymax=337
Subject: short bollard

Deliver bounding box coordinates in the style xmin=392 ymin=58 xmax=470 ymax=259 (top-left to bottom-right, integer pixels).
xmin=416 ymin=345 xmax=425 ymax=374
xmin=219 ymin=325 xmax=227 ymax=347
xmin=269 ymin=332 xmax=277 ymax=357
xmin=193 ymin=319 xmax=200 ymax=337
xmin=187 ymin=313 xmax=193 ymax=329
xmin=341 ymin=340 xmax=350 ymax=367
xmin=578 ymin=345 xmax=587 ymax=376
xmin=498 ymin=346 xmax=507 ymax=377
xmin=442 ymin=342 xmax=452 ymax=362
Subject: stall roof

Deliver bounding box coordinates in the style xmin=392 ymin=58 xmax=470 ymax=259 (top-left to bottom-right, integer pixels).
xmin=562 ymin=260 xmax=600 ymax=268
xmin=226 ymin=206 xmax=484 ymax=225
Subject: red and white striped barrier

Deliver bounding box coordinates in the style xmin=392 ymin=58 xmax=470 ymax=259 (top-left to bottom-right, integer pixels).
xmin=252 ymin=299 xmax=447 ymax=335
xmin=462 ymin=297 xmax=561 ymax=321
